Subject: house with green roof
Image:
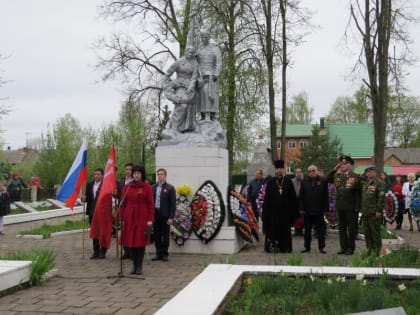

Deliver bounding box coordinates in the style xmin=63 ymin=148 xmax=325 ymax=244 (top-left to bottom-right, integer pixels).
xmin=276 ymin=122 xmax=375 ymax=173
xmin=276 ymin=124 xmax=314 ymax=173
xmin=327 ymin=124 xmax=375 ymax=172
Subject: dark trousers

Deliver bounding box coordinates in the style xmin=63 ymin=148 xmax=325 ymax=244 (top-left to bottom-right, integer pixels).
xmin=130 ymin=247 xmax=145 ymax=272
xmin=93 ymin=239 xmax=107 ymax=256
xmin=303 ymin=214 xmax=325 ymax=250
xmin=395 ymin=201 xmax=405 ymax=227
xmin=337 ymin=209 xmax=357 ymax=253
xmin=90 ymin=214 xmax=106 ymax=257
xmin=154 ymin=211 xmax=170 ymax=258
xmin=250 ymin=200 xmax=259 ymax=220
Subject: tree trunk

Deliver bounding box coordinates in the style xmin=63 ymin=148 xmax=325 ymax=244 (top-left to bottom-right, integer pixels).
xmin=280 ymin=0 xmax=287 ymax=162
xmin=226 ymin=5 xmax=236 ymax=179
xmin=266 ymin=0 xmax=277 ymax=163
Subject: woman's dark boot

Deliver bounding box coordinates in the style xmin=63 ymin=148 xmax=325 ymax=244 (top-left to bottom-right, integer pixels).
xmin=130 ymin=248 xmax=138 ymax=274
xmin=136 ymin=247 xmax=145 ymax=275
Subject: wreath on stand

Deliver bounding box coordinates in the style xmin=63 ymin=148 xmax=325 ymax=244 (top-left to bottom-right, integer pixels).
xmin=190 ymin=180 xmax=225 ymax=243
xmin=409 ymin=184 xmax=420 ymax=222
xmin=170 ymin=185 xmax=193 ymax=246
xmin=228 ymin=187 xmax=259 ymax=242
xmin=383 ymin=190 xmax=398 ymax=223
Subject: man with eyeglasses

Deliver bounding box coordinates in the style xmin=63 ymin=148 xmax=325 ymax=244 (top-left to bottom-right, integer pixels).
xmin=299 ymin=165 xmax=329 ymax=254
xmin=327 ymin=155 xmax=361 ymax=255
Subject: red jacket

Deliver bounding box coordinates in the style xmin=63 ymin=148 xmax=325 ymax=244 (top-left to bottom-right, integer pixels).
xmin=120 ymin=180 xmax=155 ymax=247
xmin=392 ymin=182 xmax=404 ymax=203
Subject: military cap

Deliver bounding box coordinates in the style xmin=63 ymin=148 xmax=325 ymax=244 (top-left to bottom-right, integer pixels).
xmin=339 ymin=155 xmax=354 ymax=165
xmin=364 ymin=165 xmax=377 ymax=172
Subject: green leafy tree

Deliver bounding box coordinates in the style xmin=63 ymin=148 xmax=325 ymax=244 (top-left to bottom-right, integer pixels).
xmin=297 ymin=125 xmax=343 ymax=174
xmin=34 ymin=114 xmax=86 ymax=188
xmin=387 ymin=95 xmax=420 ymax=147
xmin=325 ymin=86 xmax=371 ymax=124
xmin=286 ymin=92 xmax=314 ymax=124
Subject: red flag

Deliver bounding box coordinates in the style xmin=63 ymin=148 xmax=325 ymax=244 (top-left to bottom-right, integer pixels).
xmin=90 ymin=145 xmax=117 ymax=249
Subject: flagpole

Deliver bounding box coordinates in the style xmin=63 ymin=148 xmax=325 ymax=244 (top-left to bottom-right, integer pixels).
xmin=81 ymin=182 xmax=87 ymax=260
xmin=114 ymin=197 xmax=119 ymax=259
xmin=82 ymin=202 xmax=86 ymax=259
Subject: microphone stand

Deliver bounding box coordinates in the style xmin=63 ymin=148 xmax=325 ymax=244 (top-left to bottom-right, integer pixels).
xmin=107 ymin=189 xmax=144 ymax=284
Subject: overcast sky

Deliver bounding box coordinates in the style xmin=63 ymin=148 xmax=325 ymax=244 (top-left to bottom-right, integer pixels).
xmin=1 ymin=0 xmax=419 ymax=149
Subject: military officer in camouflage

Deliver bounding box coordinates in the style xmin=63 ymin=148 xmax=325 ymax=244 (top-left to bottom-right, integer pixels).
xmin=361 ymin=165 xmax=384 ymax=255
xmin=327 ymin=155 xmax=361 ymax=255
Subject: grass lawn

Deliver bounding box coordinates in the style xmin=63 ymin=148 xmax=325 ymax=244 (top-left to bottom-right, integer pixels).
xmin=18 ymin=218 xmax=89 ymax=238
xmin=224 ymin=246 xmax=420 ymax=315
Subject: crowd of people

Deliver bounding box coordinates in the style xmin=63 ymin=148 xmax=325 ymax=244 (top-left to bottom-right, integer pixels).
xmin=250 ymin=156 xmax=420 ymax=256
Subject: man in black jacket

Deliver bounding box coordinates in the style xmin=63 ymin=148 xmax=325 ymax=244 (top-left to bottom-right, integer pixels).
xmin=82 ymin=168 xmax=105 ymax=259
xmin=152 ymin=168 xmax=176 ymax=261
xmin=299 ymin=165 xmax=329 ymax=254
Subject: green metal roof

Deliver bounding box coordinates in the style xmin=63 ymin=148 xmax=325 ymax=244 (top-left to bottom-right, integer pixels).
xmin=276 ymin=124 xmax=313 ymax=137
xmin=328 ymin=124 xmax=374 ymax=157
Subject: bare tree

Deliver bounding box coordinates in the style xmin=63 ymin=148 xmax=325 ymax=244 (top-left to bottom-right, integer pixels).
xmin=96 ymin=0 xmax=194 ymax=138
xmin=242 ymin=0 xmax=311 ymax=163
xmin=347 ymin=0 xmax=416 ymax=171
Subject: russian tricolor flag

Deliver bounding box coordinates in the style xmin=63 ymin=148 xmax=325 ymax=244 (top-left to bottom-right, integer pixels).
xmin=57 ymin=139 xmax=88 ymax=209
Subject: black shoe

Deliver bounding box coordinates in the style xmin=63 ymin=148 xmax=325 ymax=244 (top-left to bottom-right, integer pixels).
xmin=337 ymin=250 xmax=346 ymax=255
xmin=151 ymin=256 xmax=162 ymax=261
xmin=300 ymin=249 xmax=310 ymax=253
xmin=395 ymin=225 xmax=401 ymax=230
xmin=99 ymin=254 xmax=106 ymax=259
xmin=90 ymin=254 xmax=99 ymax=259
xmin=135 ymin=268 xmax=143 ymax=275
xmin=130 ymin=267 xmax=137 ymax=275
xmin=162 ymin=255 xmax=169 ymax=261
xmin=345 ymin=250 xmax=354 ymax=255
xmin=319 ymin=249 xmax=327 ymax=254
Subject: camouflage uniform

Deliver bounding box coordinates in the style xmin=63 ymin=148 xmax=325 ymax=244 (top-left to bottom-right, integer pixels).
xmin=361 ymin=178 xmax=385 ymax=255
xmin=328 ymin=170 xmax=361 ymax=254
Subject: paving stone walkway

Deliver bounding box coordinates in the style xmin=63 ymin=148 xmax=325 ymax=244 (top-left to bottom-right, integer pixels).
xmin=0 ymin=215 xmax=418 ymax=314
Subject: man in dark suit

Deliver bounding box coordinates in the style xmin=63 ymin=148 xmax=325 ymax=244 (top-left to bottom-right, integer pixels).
xmin=152 ymin=168 xmax=176 ymax=261
xmin=82 ymin=168 xmax=105 ymax=259
xmin=299 ymin=165 xmax=329 ymax=254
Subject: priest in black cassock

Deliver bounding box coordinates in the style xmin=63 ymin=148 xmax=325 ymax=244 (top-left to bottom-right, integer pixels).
xmin=262 ymin=159 xmax=298 ymax=253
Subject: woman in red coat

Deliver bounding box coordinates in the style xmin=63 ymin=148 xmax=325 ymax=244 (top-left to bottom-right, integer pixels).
xmin=120 ymin=165 xmax=154 ymax=275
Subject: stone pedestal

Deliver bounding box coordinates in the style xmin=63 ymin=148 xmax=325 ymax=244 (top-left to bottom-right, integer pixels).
xmin=30 ymin=186 xmax=37 ymax=202
xmin=155 ymin=146 xmax=245 ymax=254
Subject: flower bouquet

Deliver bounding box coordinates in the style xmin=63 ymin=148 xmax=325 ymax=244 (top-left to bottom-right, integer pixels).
xmin=383 ymin=190 xmax=398 ymax=223
xmin=171 ymin=186 xmax=193 ymax=246
xmin=190 ymin=181 xmax=225 ymax=243
xmin=228 ymin=187 xmax=259 ymax=242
